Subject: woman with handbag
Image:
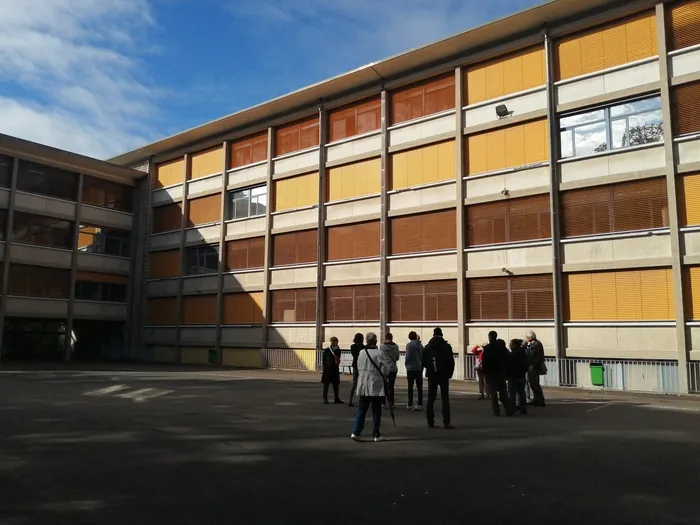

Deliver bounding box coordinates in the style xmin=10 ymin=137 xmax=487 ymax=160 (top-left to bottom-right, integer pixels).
xmin=321 ymin=337 xmax=343 ymax=404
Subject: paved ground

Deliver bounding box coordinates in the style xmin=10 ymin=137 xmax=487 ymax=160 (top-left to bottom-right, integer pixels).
xmin=1 ymin=367 xmax=699 ymax=525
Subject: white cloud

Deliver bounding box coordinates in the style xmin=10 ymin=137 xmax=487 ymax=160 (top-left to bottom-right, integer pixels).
xmin=0 ymin=0 xmax=158 ymax=159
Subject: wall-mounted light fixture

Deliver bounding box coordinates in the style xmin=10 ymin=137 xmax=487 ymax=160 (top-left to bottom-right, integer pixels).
xmin=495 ymin=104 xmax=512 ymax=119
xmin=501 ymin=188 xmax=510 ymax=196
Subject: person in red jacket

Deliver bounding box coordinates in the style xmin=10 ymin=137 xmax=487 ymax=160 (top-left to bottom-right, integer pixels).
xmin=471 ymin=343 xmax=488 ymax=400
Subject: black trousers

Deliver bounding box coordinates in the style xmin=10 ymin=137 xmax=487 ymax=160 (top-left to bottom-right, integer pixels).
xmin=528 ymin=368 xmax=546 ymax=405
xmin=407 ymin=370 xmax=423 ymax=407
xmin=348 ymin=367 xmax=359 ymax=403
xmin=485 ymin=373 xmax=511 ymax=415
xmin=426 ymin=376 xmax=450 ymax=425
xmin=386 ymin=372 xmax=397 ymax=406
xmin=323 ymin=382 xmax=340 ymax=401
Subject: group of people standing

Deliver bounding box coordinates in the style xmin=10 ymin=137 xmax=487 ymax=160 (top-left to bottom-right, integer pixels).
xmin=471 ymin=330 xmax=547 ymax=416
xmin=321 ymin=328 xmax=548 ymax=440
xmin=321 ymin=327 xmax=458 ymax=441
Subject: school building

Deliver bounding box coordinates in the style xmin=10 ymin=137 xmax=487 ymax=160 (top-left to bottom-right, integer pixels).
xmin=2 ymin=0 xmax=700 ymax=392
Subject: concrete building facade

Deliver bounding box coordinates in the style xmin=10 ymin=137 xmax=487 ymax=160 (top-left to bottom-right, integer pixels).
xmin=4 ymin=0 xmax=700 ymax=392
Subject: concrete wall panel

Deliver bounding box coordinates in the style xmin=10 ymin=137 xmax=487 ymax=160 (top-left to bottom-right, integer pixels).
xmin=389 ymin=182 xmax=457 ymax=213
xmin=559 ymin=146 xmax=665 ymax=185
xmin=670 ymin=47 xmax=700 ymax=79
xmin=463 ymin=89 xmax=547 ymax=129
xmin=389 ymin=326 xmax=461 ymax=354
xmin=81 ymin=205 xmax=133 ymax=230
xmin=326 ymin=196 xmax=381 ymax=223
xmin=223 ymin=348 xmax=263 ymax=368
xmin=324 ymin=260 xmax=381 ymax=285
xmin=467 ymin=245 xmax=552 ymax=271
xmin=326 ymin=133 xmax=381 ymax=164
xmin=73 ymin=301 xmax=127 ymax=320
xmin=271 ymin=208 xmax=318 ymax=231
xmin=4 ymin=297 xmax=69 ymax=318
xmin=226 ymin=216 xmax=267 ymax=238
xmin=389 ymin=113 xmax=455 ymax=149
xmin=146 ymin=278 xmax=179 ymax=297
xmin=150 ymin=231 xmax=181 ymax=251
xmin=181 ymin=275 xmax=219 ymax=295
xmin=188 ymin=174 xmax=222 ymax=197
xmin=466 ymin=166 xmax=549 ymax=200
xmin=565 ymin=326 xmax=677 ymax=359
xmin=77 ymin=252 xmax=130 ymax=274
xmin=468 ymin=326 xmax=555 ymax=350
xmin=321 ymin=326 xmax=381 ymax=348
xmin=143 ymin=327 xmax=178 ymax=344
xmin=223 ymin=271 xmax=265 ymax=292
xmin=11 ymin=244 xmax=72 ymax=269
xmin=152 ymin=184 xmax=184 ymax=207
xmin=270 ymin=266 xmax=317 ymax=287
xmin=677 ymin=138 xmax=700 ymax=167
xmin=180 ymin=327 xmax=217 ymax=345
xmin=15 ymin=191 xmax=76 ymax=220
xmin=221 ymin=327 xmax=264 ymax=346
xmin=562 ymin=235 xmax=671 ymax=266
xmin=0 ymin=188 xmax=10 ymax=209
xmin=267 ymin=326 xmax=316 ymax=348
xmin=273 ymin=149 xmax=319 ymax=176
xmin=389 ymin=253 xmax=458 ymax=279
xmin=228 ymin=163 xmax=267 ymax=188
xmin=683 ymin=231 xmax=700 ymax=257
xmin=184 ymin=224 xmax=220 ymax=245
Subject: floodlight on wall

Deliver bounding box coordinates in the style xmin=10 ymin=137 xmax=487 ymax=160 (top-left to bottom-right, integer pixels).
xmin=495 ymin=104 xmax=511 ymax=119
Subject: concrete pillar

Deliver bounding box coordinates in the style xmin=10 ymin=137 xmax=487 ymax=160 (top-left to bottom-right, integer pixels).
xmin=316 ymin=107 xmax=328 ymax=352
xmin=379 ymin=90 xmax=390 ymax=340
xmin=454 ymin=67 xmax=467 ymax=360
xmin=215 ymin=141 xmax=230 ymax=365
xmin=544 ymin=30 xmax=565 ymax=378
xmin=0 ymin=157 xmax=18 ymax=363
xmin=656 ymin=3 xmax=689 ymax=393
xmin=175 ymin=154 xmax=190 ymax=364
xmin=64 ymin=172 xmax=84 ymax=362
xmin=261 ymin=127 xmax=275 ymax=350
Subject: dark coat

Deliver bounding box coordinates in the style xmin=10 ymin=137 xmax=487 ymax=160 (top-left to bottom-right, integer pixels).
xmin=350 ymin=343 xmax=364 ymax=369
xmin=422 ymin=336 xmax=455 ymax=379
xmin=507 ymin=346 xmax=529 ymax=379
xmin=482 ymin=339 xmax=509 ymax=376
xmin=321 ymin=346 xmax=341 ymax=384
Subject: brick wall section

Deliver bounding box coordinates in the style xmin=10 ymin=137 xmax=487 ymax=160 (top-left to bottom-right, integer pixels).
xmin=127 ymin=159 xmax=152 ymax=361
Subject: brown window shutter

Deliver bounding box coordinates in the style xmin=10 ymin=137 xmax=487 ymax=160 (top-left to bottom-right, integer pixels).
xmin=327 ymin=221 xmax=380 ymax=261
xmin=153 ymin=204 xmax=182 ymax=234
xmin=273 ymin=229 xmax=317 ymax=266
xmin=467 ymin=195 xmax=551 ymax=246
xmin=468 ymin=275 xmax=553 ymax=321
xmin=150 ymin=250 xmax=181 ymax=279
xmin=275 ymin=116 xmax=320 ymax=156
xmin=325 ymin=285 xmax=380 ymax=322
xmin=673 ymin=81 xmax=700 ymax=136
xmin=468 ymin=201 xmax=507 ymax=246
xmin=231 ymin=133 xmax=268 ymax=169
xmin=355 ymin=284 xmax=380 ymax=321
xmin=147 ymin=297 xmax=178 ymax=325
xmin=391 ymin=210 xmax=456 ymax=255
xmin=226 ymin=237 xmax=265 ymax=271
xmin=667 ymin=0 xmax=700 ymax=51
xmin=329 ymin=97 xmax=381 ymax=142
xmin=182 ymin=294 xmax=217 ymax=325
xmin=389 ymin=280 xmax=457 ymax=322
xmin=562 ymin=178 xmax=668 ymax=237
xmin=391 ymin=74 xmax=455 ymax=125
xmin=187 ymin=194 xmax=221 ymax=226
xmin=76 ymin=271 xmax=129 ymax=285
xmin=271 ymin=289 xmax=317 ymax=323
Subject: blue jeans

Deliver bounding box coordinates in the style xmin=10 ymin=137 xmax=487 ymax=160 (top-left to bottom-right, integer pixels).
xmin=352 ymin=396 xmax=383 ymax=437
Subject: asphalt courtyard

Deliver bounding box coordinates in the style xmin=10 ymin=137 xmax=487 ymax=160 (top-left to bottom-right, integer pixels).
xmin=1 ymin=367 xmax=699 ymax=525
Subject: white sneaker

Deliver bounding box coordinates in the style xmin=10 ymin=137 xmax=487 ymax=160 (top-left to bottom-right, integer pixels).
xmin=373 ymin=436 xmax=385 ymax=442
xmin=414 ymin=405 xmax=422 ymax=411
xmin=350 ymin=434 xmax=362 ymax=442
xmin=406 ymin=404 xmax=413 ymax=410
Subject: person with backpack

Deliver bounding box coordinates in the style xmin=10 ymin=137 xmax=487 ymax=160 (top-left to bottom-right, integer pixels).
xmin=380 ymin=333 xmax=400 ymax=409
xmin=405 ymin=331 xmax=423 ymax=411
xmin=422 ymin=327 xmax=456 ymax=429
xmin=351 ymin=332 xmax=393 ymax=442
xmin=526 ymin=330 xmax=547 ymax=407
xmin=482 ymin=331 xmax=513 ymax=417
xmin=321 ymin=336 xmax=343 ymax=404
xmin=506 ymin=338 xmax=528 ymax=415
xmin=347 ymin=333 xmax=364 ymax=407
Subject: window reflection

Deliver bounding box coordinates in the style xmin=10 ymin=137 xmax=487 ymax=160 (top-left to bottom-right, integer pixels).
xmin=559 ymin=96 xmax=663 ymax=159
xmin=78 ymin=224 xmax=130 ymax=257
xmin=17 ymin=160 xmax=78 ymax=201
xmin=12 ymin=212 xmax=74 ymax=249
xmin=228 ymin=185 xmax=267 ymax=220
xmin=82 ymin=175 xmax=134 ymax=213
xmin=186 ymin=245 xmax=219 ymax=275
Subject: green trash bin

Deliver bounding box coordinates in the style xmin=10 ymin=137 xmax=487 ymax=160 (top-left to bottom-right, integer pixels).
xmin=208 ymin=348 xmax=217 ymax=365
xmin=590 ymin=362 xmax=605 ymax=386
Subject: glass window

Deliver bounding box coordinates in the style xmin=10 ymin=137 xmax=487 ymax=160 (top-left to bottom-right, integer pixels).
xmin=185 ymin=245 xmax=219 ymax=275
xmin=75 ymin=282 xmax=127 ymax=303
xmin=3 ymin=318 xmax=67 ymax=361
xmin=16 ymin=160 xmax=78 ymax=201
xmin=0 ymin=154 xmax=12 ymax=188
xmin=82 ymin=175 xmax=134 ymax=213
xmin=77 ymin=225 xmax=130 ymax=257
xmin=559 ymin=96 xmax=663 ymax=159
xmin=12 ymin=212 xmax=74 ymax=249
xmin=228 ymin=185 xmax=267 ymax=220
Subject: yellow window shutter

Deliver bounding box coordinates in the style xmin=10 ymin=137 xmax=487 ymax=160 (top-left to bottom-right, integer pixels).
xmin=522 ymin=47 xmax=546 ymax=90
xmin=591 ymin=272 xmax=618 ymax=321
xmin=485 ymin=61 xmax=505 ymax=102
xmin=437 ymin=141 xmax=455 ymax=181
xmin=555 ymin=39 xmax=583 ymax=81
xmin=566 ymin=273 xmax=594 ymax=321
xmin=680 ymin=173 xmax=700 ymax=226
xmin=614 ymin=271 xmax=643 ymax=320
xmin=467 ymin=134 xmax=488 ymax=175
xmin=466 ymin=68 xmax=486 ymax=106
xmin=422 ymin=143 xmax=439 ymax=184
xmin=391 ymin=151 xmax=409 ymax=190
xmin=640 ymin=269 xmax=674 ymax=320
xmin=191 ymin=147 xmax=223 ymax=180
xmin=504 ymin=125 xmax=525 ymax=169
xmin=486 ymin=129 xmax=506 ymax=172
xmin=407 ymin=148 xmax=424 ymax=187
xmin=602 ymin=24 xmax=628 ymax=70
xmin=686 ymin=267 xmax=700 ymax=319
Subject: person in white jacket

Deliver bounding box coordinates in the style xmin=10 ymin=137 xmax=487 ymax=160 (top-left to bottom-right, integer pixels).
xmin=351 ymin=332 xmax=393 ymax=442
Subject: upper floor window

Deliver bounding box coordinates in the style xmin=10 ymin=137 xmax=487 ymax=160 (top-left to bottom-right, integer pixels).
xmin=0 ymin=154 xmax=12 ymax=188
xmin=186 ymin=244 xmax=219 ymax=275
xmin=82 ymin=175 xmax=134 ymax=213
xmin=75 ymin=281 xmax=127 ymax=303
xmin=78 ymin=225 xmax=130 ymax=257
xmin=13 ymin=212 xmax=74 ymax=249
xmin=560 ymin=96 xmax=663 ymax=159
xmin=17 ymin=160 xmax=78 ymax=201
xmin=228 ymin=185 xmax=267 ymax=220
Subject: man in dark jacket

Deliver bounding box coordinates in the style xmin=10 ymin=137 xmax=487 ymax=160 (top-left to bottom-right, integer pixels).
xmin=422 ymin=327 xmax=456 ymax=429
xmin=482 ymin=331 xmax=513 ymax=417
xmin=348 ymin=333 xmax=364 ymax=407
xmin=526 ymin=330 xmax=547 ymax=407
xmin=506 ymin=339 xmax=528 ymax=415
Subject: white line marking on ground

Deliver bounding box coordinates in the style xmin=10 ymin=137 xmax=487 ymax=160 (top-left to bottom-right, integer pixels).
xmin=116 ymin=388 xmax=174 ymax=402
xmin=643 ymin=405 xmax=700 ymax=413
xmin=586 ymin=403 xmax=612 ymax=412
xmin=83 ymin=385 xmax=130 ymax=396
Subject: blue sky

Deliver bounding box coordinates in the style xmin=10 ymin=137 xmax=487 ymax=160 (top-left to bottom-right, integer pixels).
xmin=0 ymin=0 xmax=540 ymax=160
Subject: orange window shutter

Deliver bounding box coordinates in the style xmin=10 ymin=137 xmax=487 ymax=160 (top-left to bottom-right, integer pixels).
xmin=686 ymin=266 xmax=700 ymax=319
xmin=673 ymin=81 xmax=700 ymax=136
xmin=668 ymin=0 xmax=700 ymax=51
xmin=680 ymin=173 xmax=700 ymax=226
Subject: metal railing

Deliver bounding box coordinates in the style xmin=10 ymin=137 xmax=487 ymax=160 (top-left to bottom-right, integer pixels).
xmin=251 ymin=349 xmax=700 ymax=396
